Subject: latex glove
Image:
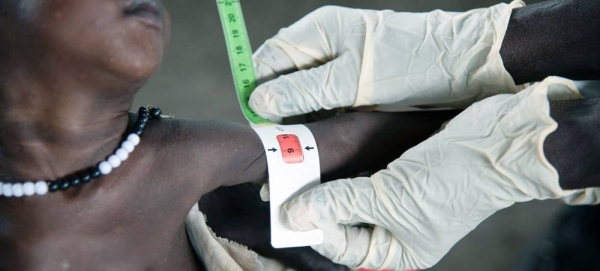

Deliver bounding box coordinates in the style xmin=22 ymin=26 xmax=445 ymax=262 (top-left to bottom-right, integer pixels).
xmin=280 ymin=77 xmax=586 ymax=270
xmin=259 ymin=183 xmax=270 ymax=202
xmin=250 ymin=1 xmax=526 ymax=121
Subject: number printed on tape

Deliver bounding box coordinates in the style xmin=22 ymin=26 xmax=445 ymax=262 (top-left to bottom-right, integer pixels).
xmin=276 ymin=134 xmax=304 ymax=163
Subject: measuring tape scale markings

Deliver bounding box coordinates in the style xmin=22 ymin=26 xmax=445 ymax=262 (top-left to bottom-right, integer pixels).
xmin=252 ymin=125 xmax=323 ymax=248
xmin=216 ymin=0 xmax=270 ymax=125
xmin=215 ymin=0 xmax=324 ymax=248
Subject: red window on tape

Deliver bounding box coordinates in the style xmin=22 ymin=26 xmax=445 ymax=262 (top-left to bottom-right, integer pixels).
xmin=276 ymin=134 xmax=304 ymax=164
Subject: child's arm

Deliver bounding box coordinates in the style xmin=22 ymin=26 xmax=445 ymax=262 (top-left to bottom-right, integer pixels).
xmin=147 ymin=110 xmax=457 ymax=205
xmin=196 ymin=110 xmax=456 ymax=270
xmin=169 ymin=110 xmax=459 ymax=193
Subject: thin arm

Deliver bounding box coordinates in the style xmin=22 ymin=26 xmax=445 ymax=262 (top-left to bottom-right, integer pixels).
xmin=208 ymin=110 xmax=459 ymax=188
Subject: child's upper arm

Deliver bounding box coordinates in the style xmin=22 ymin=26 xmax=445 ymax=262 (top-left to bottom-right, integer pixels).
xmin=150 ymin=110 xmax=458 ymax=198
xmin=152 ymin=119 xmax=267 ymax=195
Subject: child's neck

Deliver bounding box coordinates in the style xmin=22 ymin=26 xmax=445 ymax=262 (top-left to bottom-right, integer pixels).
xmin=0 ymin=71 xmax=136 ymax=182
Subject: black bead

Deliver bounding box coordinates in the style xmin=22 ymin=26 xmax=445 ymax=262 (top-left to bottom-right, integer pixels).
xmin=134 ymin=122 xmax=145 ymax=131
xmin=139 ymin=111 xmax=149 ymax=120
xmin=19 ymin=105 xmax=163 ymax=195
xmin=90 ymin=168 xmax=102 ymax=179
xmin=48 ymin=181 xmax=59 ymax=192
xmin=69 ymin=176 xmax=82 ymax=187
xmin=58 ymin=179 xmax=70 ymax=191
xmin=80 ymin=172 xmax=92 ymax=183
xmin=150 ymin=108 xmax=162 ymax=119
xmin=137 ymin=116 xmax=149 ymax=125
xmin=138 ymin=106 xmax=149 ymax=116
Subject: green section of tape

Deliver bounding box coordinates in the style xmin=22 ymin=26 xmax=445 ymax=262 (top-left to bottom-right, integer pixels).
xmin=216 ymin=0 xmax=272 ymax=125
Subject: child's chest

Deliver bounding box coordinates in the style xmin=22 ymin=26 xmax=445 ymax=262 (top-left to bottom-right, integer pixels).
xmin=0 ymin=174 xmax=202 ymax=271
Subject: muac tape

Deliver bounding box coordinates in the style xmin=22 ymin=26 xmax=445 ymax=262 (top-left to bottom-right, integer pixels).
xmin=216 ymin=0 xmax=323 ymax=248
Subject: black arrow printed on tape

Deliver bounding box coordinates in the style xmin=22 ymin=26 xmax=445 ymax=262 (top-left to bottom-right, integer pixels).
xmin=268 ymin=148 xmax=278 ymax=152
xmin=305 ymin=146 xmax=314 ymax=151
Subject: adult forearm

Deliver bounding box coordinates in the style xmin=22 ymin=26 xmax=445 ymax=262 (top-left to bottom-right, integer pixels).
xmin=500 ymin=0 xmax=600 ymax=84
xmin=545 ymin=97 xmax=600 ymax=190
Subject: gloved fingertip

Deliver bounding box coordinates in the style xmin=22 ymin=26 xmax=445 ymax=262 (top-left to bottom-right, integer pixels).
xmin=280 ymin=201 xmax=318 ymax=231
xmin=248 ymin=88 xmax=284 ymax=123
xmin=248 ymin=87 xmax=266 ymax=110
xmin=259 ymin=184 xmax=270 ymax=202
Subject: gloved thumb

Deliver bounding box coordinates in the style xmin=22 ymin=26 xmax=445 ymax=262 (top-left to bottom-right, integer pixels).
xmin=280 ymin=177 xmax=382 ymax=230
xmin=249 ymin=54 xmax=360 ymax=120
xmin=280 ymin=178 xmax=425 ymax=269
xmin=312 ymin=225 xmax=414 ymax=270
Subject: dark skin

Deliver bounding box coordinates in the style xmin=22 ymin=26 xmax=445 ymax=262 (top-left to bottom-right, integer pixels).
xmin=0 ymin=0 xmax=458 ymax=270
xmin=199 ymin=110 xmax=459 ymax=271
xmin=0 ymin=0 xmax=598 ymax=270
xmin=207 ymin=0 xmax=600 ymax=269
xmin=500 ymin=0 xmax=600 ymax=85
xmin=499 ymin=0 xmax=600 ymax=190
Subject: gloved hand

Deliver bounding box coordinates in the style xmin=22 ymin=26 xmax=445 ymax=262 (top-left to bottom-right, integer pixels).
xmin=280 ymin=77 xmax=589 ymax=270
xmin=250 ymin=1 xmax=526 ymax=121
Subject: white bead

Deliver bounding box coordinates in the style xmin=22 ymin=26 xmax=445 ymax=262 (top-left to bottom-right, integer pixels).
xmin=108 ymin=155 xmax=121 ymax=168
xmin=122 ymin=141 xmax=135 ymax=153
xmin=35 ymin=181 xmax=49 ymax=195
xmin=12 ymin=183 xmax=24 ymax=197
xmin=127 ymin=134 xmax=141 ymax=146
xmin=116 ymin=148 xmax=129 ymax=161
xmin=3 ymin=184 xmax=12 ymax=197
xmin=0 ymin=182 xmax=3 ymax=196
xmin=23 ymin=182 xmax=35 ymax=196
xmin=99 ymin=161 xmax=112 ymax=175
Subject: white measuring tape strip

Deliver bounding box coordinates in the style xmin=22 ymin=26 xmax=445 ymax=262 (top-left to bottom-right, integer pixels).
xmin=216 ymin=0 xmax=323 ymax=248
xmin=252 ymin=125 xmax=323 ymax=248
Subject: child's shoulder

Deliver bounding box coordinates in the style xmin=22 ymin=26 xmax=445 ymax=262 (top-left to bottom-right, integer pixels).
xmin=143 ymin=117 xmax=252 ymax=150
xmin=135 ymin=117 xmax=265 ymax=189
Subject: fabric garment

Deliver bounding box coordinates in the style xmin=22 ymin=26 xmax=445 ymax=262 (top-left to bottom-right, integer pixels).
xmin=186 ymin=204 xmax=336 ymax=271
xmin=199 ymin=183 xmax=351 ymax=271
xmin=186 ymin=204 xmax=265 ymax=271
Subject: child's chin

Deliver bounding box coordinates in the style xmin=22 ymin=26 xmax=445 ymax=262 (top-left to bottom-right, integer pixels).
xmin=111 ymin=58 xmax=161 ymax=83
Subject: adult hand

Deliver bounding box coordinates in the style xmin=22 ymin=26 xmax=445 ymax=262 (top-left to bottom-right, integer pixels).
xmin=249 ymin=1 xmax=525 ymax=121
xmin=280 ymin=77 xmax=595 ymax=270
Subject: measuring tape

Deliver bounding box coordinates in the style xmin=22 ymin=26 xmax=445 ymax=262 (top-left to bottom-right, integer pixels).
xmin=216 ymin=0 xmax=271 ymax=125
xmin=216 ymin=0 xmax=323 ymax=248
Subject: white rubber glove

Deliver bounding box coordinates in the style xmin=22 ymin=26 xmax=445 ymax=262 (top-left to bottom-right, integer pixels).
xmin=280 ymin=77 xmax=588 ymax=270
xmin=250 ymin=1 xmax=526 ymax=121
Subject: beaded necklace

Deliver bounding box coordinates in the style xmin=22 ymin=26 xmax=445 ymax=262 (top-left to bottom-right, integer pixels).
xmin=0 ymin=106 xmax=162 ymax=198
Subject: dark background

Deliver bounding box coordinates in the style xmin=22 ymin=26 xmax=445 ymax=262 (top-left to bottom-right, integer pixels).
xmin=135 ymin=1 xmax=561 ymax=270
